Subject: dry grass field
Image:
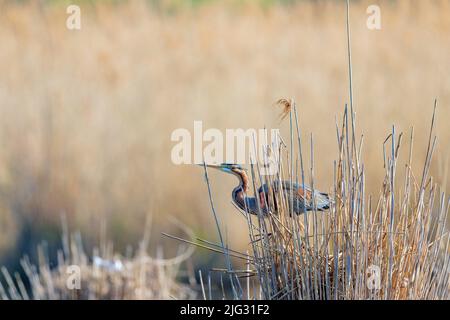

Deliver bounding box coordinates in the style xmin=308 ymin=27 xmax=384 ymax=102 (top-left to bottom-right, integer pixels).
xmin=0 ymin=0 xmax=449 ymax=298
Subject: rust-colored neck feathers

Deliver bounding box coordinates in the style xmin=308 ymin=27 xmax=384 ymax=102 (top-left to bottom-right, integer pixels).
xmin=231 ymin=168 xmax=249 ymax=211
xmin=234 ymin=169 xmax=249 ymax=192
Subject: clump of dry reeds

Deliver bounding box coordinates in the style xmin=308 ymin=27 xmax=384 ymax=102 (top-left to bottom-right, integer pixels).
xmin=251 ymin=100 xmax=448 ymax=300
xmin=193 ymin=99 xmax=449 ymax=300
xmin=0 ymin=218 xmax=197 ymax=300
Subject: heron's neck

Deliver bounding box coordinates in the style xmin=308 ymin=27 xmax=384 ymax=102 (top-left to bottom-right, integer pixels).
xmin=232 ymin=172 xmax=250 ymax=210
xmin=235 ymin=172 xmax=249 ymax=193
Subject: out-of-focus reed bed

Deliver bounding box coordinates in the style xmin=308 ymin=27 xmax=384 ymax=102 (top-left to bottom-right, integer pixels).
xmin=1 ymin=0 xmax=450 ymax=273
xmin=194 ymin=100 xmax=449 ymax=300
xmin=0 ymin=218 xmax=197 ymax=299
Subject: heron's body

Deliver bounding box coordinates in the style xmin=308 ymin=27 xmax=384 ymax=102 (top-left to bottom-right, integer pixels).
xmin=205 ymin=163 xmax=330 ymax=216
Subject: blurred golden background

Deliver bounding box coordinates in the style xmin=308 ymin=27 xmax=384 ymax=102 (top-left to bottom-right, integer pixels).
xmin=0 ymin=0 xmax=449 ymax=272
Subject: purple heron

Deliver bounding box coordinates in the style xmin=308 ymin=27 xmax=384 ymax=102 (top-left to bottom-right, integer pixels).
xmin=202 ymin=163 xmax=330 ymax=216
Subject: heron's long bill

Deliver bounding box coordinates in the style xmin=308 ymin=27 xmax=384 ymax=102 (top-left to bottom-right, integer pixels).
xmin=196 ymin=164 xmax=222 ymax=169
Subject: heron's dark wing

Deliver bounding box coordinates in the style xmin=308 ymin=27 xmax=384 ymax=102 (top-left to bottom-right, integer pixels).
xmin=259 ymin=181 xmax=330 ymax=215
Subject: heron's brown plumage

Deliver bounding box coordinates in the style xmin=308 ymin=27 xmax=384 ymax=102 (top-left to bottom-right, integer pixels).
xmin=221 ymin=164 xmax=331 ymax=216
